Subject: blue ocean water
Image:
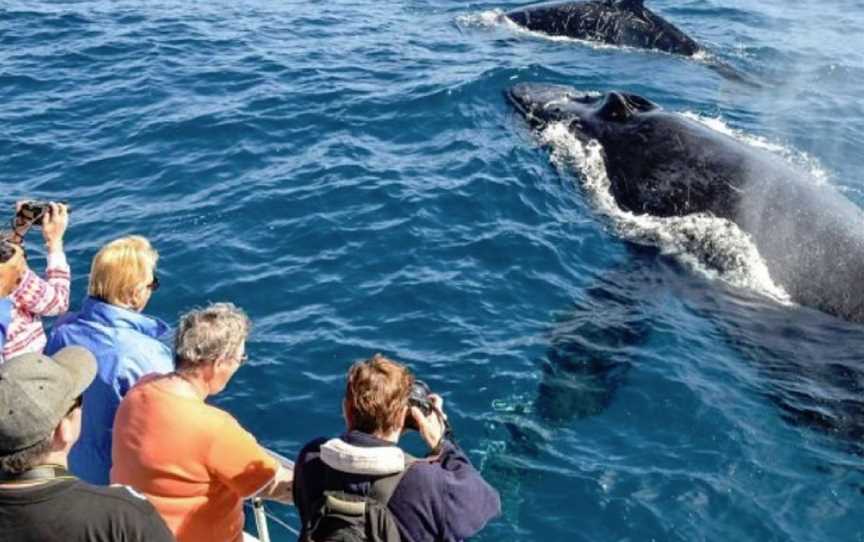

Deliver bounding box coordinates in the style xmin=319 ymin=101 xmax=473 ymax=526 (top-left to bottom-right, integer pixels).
xmin=2 ymin=0 xmax=864 ymax=540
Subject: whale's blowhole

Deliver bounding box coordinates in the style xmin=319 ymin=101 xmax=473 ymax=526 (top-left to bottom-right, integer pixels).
xmin=596 ymin=92 xmax=658 ymax=122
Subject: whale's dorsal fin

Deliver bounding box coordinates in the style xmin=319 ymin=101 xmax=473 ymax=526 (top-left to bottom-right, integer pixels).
xmin=597 ymin=92 xmax=657 ymax=121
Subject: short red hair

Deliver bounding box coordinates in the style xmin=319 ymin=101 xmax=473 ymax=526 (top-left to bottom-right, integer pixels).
xmin=344 ymin=354 xmax=414 ymax=435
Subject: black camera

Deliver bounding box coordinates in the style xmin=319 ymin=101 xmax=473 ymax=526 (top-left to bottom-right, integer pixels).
xmin=404 ymin=380 xmax=434 ymax=431
xmin=17 ymin=201 xmax=66 ymax=227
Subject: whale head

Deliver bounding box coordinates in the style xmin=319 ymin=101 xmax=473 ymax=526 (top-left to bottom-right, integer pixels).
xmin=507 ymin=83 xmax=659 ymax=140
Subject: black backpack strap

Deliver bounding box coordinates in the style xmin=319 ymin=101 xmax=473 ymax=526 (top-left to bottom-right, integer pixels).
xmin=308 ymin=491 xmax=369 ymax=541
xmin=368 ymin=454 xmax=417 ymax=506
xmin=323 ymin=493 xmax=367 ymax=516
xmin=304 ymin=462 xmax=358 ymax=541
xmin=306 ymin=453 xmax=420 ymax=542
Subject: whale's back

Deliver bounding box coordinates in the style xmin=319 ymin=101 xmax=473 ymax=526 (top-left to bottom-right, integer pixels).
xmin=736 ymin=170 xmax=864 ymax=322
xmin=599 ymin=111 xmax=864 ymax=323
xmin=506 ymin=0 xmax=700 ymax=56
xmin=597 ymin=113 xmax=751 ymax=219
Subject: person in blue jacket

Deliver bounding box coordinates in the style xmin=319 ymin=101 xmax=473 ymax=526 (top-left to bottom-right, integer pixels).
xmin=45 ymin=235 xmax=173 ymax=485
xmin=294 ymin=353 xmax=501 ymax=542
xmin=0 ymin=296 xmax=11 ymax=363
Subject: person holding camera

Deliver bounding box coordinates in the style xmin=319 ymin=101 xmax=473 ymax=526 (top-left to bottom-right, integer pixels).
xmin=293 ymin=353 xmax=501 ymax=542
xmin=0 ymin=201 xmax=70 ymax=361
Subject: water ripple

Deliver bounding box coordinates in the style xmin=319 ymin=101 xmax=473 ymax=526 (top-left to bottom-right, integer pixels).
xmin=2 ymin=1 xmax=864 ymax=540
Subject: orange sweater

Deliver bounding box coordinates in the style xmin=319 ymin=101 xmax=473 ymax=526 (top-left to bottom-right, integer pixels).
xmin=111 ymin=375 xmax=277 ymax=542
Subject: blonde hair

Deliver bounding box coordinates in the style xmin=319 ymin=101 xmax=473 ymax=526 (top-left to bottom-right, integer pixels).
xmin=174 ymin=302 xmax=251 ymax=369
xmin=88 ymin=236 xmax=158 ymax=307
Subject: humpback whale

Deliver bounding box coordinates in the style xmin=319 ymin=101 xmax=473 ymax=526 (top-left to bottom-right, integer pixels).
xmin=506 ymin=0 xmax=700 ymax=56
xmin=507 ymin=82 xmax=864 ymax=323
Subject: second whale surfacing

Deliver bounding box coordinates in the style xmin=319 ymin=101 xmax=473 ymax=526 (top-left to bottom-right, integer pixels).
xmin=505 ymin=0 xmax=700 ymax=56
xmin=507 ymin=82 xmax=864 ymax=324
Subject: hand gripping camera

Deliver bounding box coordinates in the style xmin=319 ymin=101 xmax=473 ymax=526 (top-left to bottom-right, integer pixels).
xmin=18 ymin=201 xmax=65 ymax=227
xmin=404 ymin=380 xmax=452 ymax=439
xmin=404 ymin=380 xmax=434 ymax=431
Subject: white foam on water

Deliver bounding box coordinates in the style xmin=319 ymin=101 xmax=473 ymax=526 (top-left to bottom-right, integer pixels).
xmin=455 ymin=9 xmax=508 ymax=29
xmin=691 ymin=49 xmax=712 ymax=62
xmin=537 ymin=122 xmax=792 ymax=304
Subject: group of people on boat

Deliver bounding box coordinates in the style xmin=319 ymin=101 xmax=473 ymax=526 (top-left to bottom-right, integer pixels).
xmin=0 ymin=201 xmax=501 ymax=541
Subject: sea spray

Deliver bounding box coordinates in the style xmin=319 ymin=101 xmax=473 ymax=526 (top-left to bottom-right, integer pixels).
xmin=537 ymin=121 xmax=792 ymax=304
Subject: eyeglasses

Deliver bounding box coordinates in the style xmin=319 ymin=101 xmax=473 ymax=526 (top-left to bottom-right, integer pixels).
xmin=148 ymin=273 xmax=160 ymax=292
xmin=66 ymin=395 xmax=83 ymax=416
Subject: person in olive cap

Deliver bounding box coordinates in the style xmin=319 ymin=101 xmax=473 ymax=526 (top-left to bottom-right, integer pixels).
xmin=0 ymin=347 xmax=175 ymax=542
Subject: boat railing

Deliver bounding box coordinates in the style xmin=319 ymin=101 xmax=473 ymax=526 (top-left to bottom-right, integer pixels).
xmin=247 ymin=448 xmax=299 ymax=542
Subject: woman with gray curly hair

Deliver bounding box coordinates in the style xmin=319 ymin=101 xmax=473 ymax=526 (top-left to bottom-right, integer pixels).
xmin=111 ymin=302 xmax=293 ymax=542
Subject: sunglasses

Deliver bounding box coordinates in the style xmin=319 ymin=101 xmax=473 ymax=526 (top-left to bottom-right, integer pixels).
xmin=148 ymin=273 xmax=160 ymax=292
xmin=66 ymin=395 xmax=83 ymax=415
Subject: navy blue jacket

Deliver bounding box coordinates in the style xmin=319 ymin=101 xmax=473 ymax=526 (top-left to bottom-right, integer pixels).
xmin=294 ymin=430 xmax=501 ymax=542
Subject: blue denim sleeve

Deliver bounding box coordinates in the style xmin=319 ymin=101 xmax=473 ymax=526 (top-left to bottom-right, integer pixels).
xmin=0 ymin=297 xmax=11 ymax=360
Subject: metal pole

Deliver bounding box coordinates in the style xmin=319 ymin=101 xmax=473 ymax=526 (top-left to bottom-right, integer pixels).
xmin=253 ymin=497 xmax=271 ymax=542
xmin=246 ymin=447 xmax=294 ymax=541
xmin=253 ymin=447 xmax=294 ymax=541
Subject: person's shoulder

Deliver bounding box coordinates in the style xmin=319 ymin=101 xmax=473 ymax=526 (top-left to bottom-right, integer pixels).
xmin=396 ymin=454 xmax=463 ymax=497
xmin=401 ymin=457 xmax=443 ymax=483
xmin=45 ymin=310 xmax=85 ymax=340
xmin=125 ymin=373 xmax=163 ymax=395
xmin=201 ymin=403 xmax=257 ymax=441
xmin=112 ymin=310 xmax=171 ymax=341
xmin=68 ymin=482 xmax=172 ymax=538
xmin=47 ymin=311 xmax=117 ymax=356
xmin=384 ymin=459 xmax=447 ymax=527
xmin=299 ymin=436 xmax=328 ymax=455
xmin=297 ymin=436 xmax=329 ymax=464
xmin=115 ymin=329 xmax=172 ymax=358
xmin=113 ymin=334 xmax=173 ymax=374
xmin=50 ymin=308 xmax=82 ymax=329
xmin=69 ymin=481 xmax=159 ymax=515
